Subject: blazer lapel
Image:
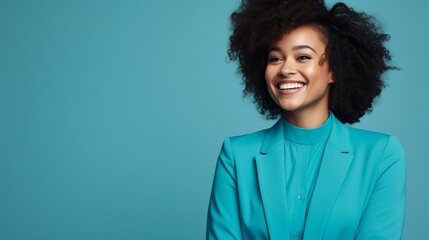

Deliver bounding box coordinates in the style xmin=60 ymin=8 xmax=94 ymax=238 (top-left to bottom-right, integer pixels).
xmin=304 ymin=116 xmax=354 ymax=239
xmin=255 ymin=119 xmax=290 ymax=239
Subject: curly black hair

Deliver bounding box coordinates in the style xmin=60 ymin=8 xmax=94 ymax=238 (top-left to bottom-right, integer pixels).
xmin=228 ymin=0 xmax=395 ymax=124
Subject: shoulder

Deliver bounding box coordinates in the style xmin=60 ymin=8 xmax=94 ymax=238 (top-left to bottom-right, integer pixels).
xmin=219 ymin=119 xmax=280 ymax=161
xmin=347 ymin=126 xmax=390 ymax=144
xmin=215 ymin=128 xmax=268 ymax=170
xmin=345 ymin=126 xmax=405 ymax=167
xmin=223 ymin=128 xmax=268 ymax=155
xmin=346 ymin=126 xmax=403 ymax=150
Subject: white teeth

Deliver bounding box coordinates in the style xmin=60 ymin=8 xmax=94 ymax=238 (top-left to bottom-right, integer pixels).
xmin=279 ymin=82 xmax=304 ymax=90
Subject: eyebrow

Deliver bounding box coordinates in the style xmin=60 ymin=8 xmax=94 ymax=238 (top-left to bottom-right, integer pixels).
xmin=268 ymin=45 xmax=317 ymax=54
xmin=292 ymin=45 xmax=317 ymax=53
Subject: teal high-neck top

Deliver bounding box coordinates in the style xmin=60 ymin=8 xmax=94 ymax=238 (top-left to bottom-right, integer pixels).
xmin=282 ymin=114 xmax=333 ymax=239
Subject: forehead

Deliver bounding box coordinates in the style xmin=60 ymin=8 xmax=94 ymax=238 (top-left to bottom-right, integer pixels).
xmin=272 ymin=25 xmax=327 ymax=49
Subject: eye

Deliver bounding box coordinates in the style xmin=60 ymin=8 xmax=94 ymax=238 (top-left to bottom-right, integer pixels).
xmin=297 ymin=55 xmax=312 ymax=61
xmin=268 ymin=56 xmax=283 ymax=64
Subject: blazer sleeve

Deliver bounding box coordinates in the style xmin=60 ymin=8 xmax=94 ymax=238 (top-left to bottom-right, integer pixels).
xmin=355 ymin=136 xmax=406 ymax=240
xmin=206 ymin=138 xmax=242 ymax=240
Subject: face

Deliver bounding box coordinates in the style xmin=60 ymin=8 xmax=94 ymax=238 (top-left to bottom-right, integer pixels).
xmin=265 ymin=25 xmax=333 ymax=119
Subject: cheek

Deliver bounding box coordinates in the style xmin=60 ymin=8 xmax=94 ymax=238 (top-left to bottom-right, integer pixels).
xmin=264 ymin=67 xmax=275 ymax=84
xmin=306 ymin=65 xmax=331 ymax=82
xmin=264 ymin=68 xmax=277 ymax=97
xmin=308 ymin=62 xmax=324 ymax=74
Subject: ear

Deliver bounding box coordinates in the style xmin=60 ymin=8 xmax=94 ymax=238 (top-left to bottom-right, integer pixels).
xmin=329 ymin=73 xmax=334 ymax=83
xmin=318 ymin=54 xmax=327 ymax=66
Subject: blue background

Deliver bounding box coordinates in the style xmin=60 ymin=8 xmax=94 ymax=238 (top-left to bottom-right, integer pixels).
xmin=0 ymin=0 xmax=427 ymax=239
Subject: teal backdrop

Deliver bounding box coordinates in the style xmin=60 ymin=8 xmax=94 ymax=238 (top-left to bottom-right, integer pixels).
xmin=0 ymin=0 xmax=427 ymax=239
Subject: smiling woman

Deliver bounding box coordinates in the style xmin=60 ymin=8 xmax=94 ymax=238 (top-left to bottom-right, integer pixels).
xmin=206 ymin=0 xmax=406 ymax=239
xmin=265 ymin=25 xmax=333 ymax=128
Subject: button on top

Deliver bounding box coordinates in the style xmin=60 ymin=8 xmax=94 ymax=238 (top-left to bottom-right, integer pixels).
xmin=294 ymin=231 xmax=301 ymax=236
xmin=297 ymin=194 xmax=304 ymax=200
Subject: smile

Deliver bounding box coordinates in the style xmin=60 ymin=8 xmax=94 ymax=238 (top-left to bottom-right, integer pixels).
xmin=278 ymin=82 xmax=305 ymax=90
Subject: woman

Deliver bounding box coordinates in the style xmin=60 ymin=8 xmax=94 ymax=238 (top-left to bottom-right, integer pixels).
xmin=206 ymin=0 xmax=406 ymax=239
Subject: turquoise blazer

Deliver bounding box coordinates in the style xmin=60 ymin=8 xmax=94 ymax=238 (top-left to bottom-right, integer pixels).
xmin=207 ymin=115 xmax=406 ymax=239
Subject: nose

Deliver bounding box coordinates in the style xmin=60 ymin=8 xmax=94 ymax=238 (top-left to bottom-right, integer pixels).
xmin=278 ymin=60 xmax=297 ymax=76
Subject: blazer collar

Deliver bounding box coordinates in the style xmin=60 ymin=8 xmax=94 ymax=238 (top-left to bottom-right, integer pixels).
xmin=260 ymin=118 xmax=284 ymax=154
xmin=256 ymin=118 xmax=289 ymax=239
xmin=325 ymin=113 xmax=351 ymax=154
xmin=256 ymin=114 xmax=353 ymax=239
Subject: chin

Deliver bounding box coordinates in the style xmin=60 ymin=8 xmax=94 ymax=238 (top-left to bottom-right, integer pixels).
xmin=276 ymin=100 xmax=304 ymax=112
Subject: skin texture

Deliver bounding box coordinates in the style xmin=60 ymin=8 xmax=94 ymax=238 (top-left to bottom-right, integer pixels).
xmin=265 ymin=25 xmax=333 ymax=128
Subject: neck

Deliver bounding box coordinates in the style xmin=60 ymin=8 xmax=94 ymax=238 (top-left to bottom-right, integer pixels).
xmin=283 ymin=109 xmax=330 ymax=128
